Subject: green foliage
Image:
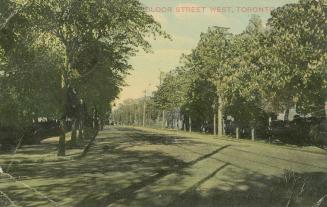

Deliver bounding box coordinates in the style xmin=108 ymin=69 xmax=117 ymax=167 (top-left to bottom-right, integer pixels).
xmin=132 ymin=1 xmax=327 ymax=141
xmin=181 ymin=78 xmax=216 ymax=129
xmin=0 ymin=7 xmax=63 ymax=128
xmin=262 ymin=0 xmax=327 ymax=114
xmin=153 ymin=69 xmax=192 ymax=110
xmin=0 ymin=0 xmax=168 ymax=149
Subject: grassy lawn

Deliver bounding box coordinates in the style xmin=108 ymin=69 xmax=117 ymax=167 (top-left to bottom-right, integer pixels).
xmin=0 ymin=126 xmax=326 ymax=207
xmin=0 ymin=132 xmax=80 ymax=165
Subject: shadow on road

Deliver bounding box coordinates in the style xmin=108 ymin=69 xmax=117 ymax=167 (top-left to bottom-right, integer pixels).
xmin=2 ymin=127 xmax=327 ymax=207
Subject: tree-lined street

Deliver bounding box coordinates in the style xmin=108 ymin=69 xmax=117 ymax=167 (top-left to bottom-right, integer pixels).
xmin=1 ymin=0 xmax=326 ymax=206
xmin=1 ymin=127 xmax=327 ymax=206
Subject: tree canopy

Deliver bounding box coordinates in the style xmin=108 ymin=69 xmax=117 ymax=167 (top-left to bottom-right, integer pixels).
xmin=0 ymin=0 xmax=168 ymax=153
xmin=116 ymin=0 xmax=326 ymax=145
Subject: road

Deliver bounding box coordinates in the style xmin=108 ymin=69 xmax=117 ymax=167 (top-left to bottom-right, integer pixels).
xmin=1 ymin=126 xmax=327 ymax=207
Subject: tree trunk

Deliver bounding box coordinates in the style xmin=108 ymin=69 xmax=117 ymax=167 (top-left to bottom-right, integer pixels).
xmin=142 ymin=101 xmax=146 ymax=127
xmin=58 ymin=69 xmax=67 ymax=156
xmin=77 ymin=119 xmax=84 ymax=142
xmin=217 ymin=95 xmax=223 ymax=137
xmin=99 ymin=119 xmax=104 ymax=131
xmin=95 ymin=110 xmax=99 ymax=130
xmin=189 ymin=116 xmax=192 ymax=133
xmin=213 ymin=113 xmax=216 ymax=135
xmin=251 ymin=128 xmax=255 ymax=141
xmin=92 ymin=109 xmax=96 ymax=129
xmin=134 ymin=107 xmax=137 ymax=125
xmin=70 ymin=118 xmax=77 ymax=147
xmin=268 ymin=116 xmax=272 ymax=143
xmin=284 ymin=108 xmax=290 ymax=121
xmin=58 ymin=120 xmax=66 ymax=156
xmin=177 ymin=111 xmax=181 ymax=130
xmin=148 ymin=109 xmax=151 ymax=126
xmin=222 ymin=119 xmax=225 ymax=135
xmin=236 ymin=127 xmax=239 ymax=139
xmin=162 ymin=110 xmax=165 ymax=128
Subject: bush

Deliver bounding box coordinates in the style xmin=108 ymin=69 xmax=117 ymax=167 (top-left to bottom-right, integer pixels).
xmin=0 ymin=126 xmax=20 ymax=151
xmin=271 ymin=117 xmax=326 ymax=146
xmin=309 ymin=119 xmax=327 ymax=148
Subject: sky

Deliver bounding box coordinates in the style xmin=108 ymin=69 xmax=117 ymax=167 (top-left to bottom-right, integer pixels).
xmin=115 ymin=0 xmax=298 ymax=105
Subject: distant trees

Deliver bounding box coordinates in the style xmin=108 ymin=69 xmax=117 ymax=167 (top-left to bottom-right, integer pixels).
xmin=0 ymin=0 xmax=167 ymax=154
xmin=115 ymin=0 xmax=326 ymax=145
xmin=113 ymin=98 xmax=159 ymax=126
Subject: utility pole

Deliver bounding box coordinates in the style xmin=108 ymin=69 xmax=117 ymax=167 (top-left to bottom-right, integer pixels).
xmin=159 ymin=70 xmax=166 ymax=129
xmin=142 ymin=89 xmax=146 ymax=127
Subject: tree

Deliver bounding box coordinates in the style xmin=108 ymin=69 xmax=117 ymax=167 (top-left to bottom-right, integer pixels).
xmin=182 ymin=27 xmax=233 ymax=135
xmin=260 ymin=0 xmax=327 ymax=116
xmin=0 ymin=6 xmax=63 ymax=149
xmin=154 ymin=69 xmax=190 ymax=110
xmin=0 ymin=0 xmax=168 ymax=154
xmin=182 ymin=78 xmax=217 ymax=132
xmin=29 ymin=0 xmax=168 ymax=155
xmin=153 ymin=68 xmax=192 ymax=129
xmin=220 ymin=15 xmax=271 ymax=138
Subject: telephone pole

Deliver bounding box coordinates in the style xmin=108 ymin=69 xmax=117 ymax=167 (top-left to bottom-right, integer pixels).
xmin=142 ymin=89 xmax=146 ymax=127
xmin=159 ymin=69 xmax=165 ymax=128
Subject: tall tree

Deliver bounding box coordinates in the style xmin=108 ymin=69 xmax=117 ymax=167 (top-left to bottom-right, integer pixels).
xmin=0 ymin=0 xmax=168 ymax=155
xmin=260 ymin=0 xmax=327 ymax=116
xmin=28 ymin=0 xmax=168 ymax=155
xmin=183 ymin=27 xmax=233 ymax=136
